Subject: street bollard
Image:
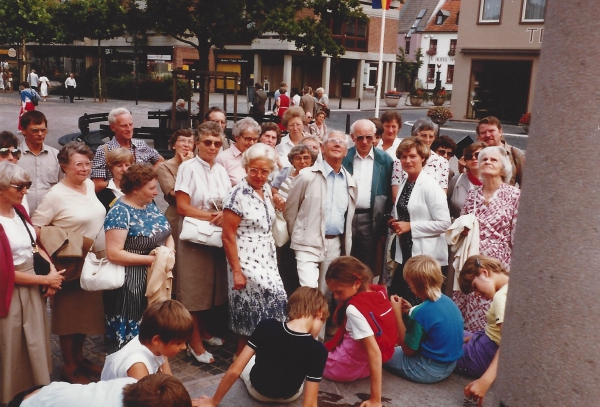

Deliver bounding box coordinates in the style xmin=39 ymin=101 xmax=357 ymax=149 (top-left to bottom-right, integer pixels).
xmin=339 ymin=97 xmax=342 ymax=109
xmin=345 ymin=114 xmax=350 ymax=134
xmin=358 ymin=98 xmax=361 ymax=109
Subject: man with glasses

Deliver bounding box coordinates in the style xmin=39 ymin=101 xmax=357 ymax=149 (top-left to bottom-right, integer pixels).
xmin=342 ymin=119 xmax=394 ymax=272
xmin=17 ymin=110 xmax=62 ymax=213
xmin=91 ymin=107 xmax=164 ymax=192
xmin=285 ymin=131 xmax=357 ymax=338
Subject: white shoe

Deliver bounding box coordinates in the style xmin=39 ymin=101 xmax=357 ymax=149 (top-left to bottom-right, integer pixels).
xmin=202 ymin=336 xmax=225 ymax=346
xmin=187 ymin=346 xmax=214 ymax=364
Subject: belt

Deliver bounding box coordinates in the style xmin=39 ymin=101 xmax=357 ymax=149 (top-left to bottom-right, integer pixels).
xmin=325 ymin=235 xmax=340 ymax=239
xmin=355 ymin=208 xmax=372 ymax=214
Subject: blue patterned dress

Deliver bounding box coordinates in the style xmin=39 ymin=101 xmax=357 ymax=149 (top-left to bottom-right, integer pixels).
xmin=224 ymin=178 xmax=287 ymax=336
xmin=103 ymin=199 xmax=171 ymax=353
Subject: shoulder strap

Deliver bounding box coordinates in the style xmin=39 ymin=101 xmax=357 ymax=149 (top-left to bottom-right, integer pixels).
xmin=14 ymin=209 xmax=38 ymax=253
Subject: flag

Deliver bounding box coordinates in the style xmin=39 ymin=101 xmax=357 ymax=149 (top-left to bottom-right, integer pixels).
xmin=372 ymin=0 xmax=391 ymax=10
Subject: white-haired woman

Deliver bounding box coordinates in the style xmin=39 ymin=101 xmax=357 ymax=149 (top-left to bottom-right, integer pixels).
xmin=222 ymin=143 xmax=287 ymax=359
xmin=216 ymin=117 xmax=260 ymax=186
xmin=454 ymin=146 xmax=520 ymax=332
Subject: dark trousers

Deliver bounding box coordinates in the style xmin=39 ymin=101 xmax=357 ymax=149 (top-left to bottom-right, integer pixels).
xmin=67 ymin=85 xmax=75 ymax=102
xmin=350 ymin=211 xmax=375 ymax=272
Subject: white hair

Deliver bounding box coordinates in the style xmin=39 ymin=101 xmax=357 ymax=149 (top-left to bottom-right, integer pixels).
xmin=0 ymin=161 xmax=30 ymax=190
xmin=478 ymin=146 xmax=513 ymax=183
xmin=232 ymin=117 xmax=260 ymax=138
xmin=242 ymin=143 xmax=277 ymax=172
xmin=350 ymin=119 xmax=376 ymax=136
xmin=108 ymin=108 xmax=131 ymax=124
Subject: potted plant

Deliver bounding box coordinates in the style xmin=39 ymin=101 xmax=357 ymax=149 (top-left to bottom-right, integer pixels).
xmin=432 ymin=87 xmax=447 ymax=106
xmin=427 ymin=106 xmax=453 ymax=125
xmin=519 ymin=112 xmax=531 ymax=133
xmin=384 ymin=89 xmax=401 ymax=107
xmin=448 ymin=49 xmax=456 ymax=57
xmin=409 ymin=89 xmax=425 ymax=106
xmin=426 ymin=48 xmax=437 ymax=57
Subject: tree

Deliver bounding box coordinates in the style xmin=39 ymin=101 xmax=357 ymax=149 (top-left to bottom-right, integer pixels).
xmin=396 ymin=46 xmax=423 ymax=92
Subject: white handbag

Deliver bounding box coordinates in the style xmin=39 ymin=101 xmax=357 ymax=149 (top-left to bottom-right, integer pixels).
xmin=179 ymin=217 xmax=223 ymax=247
xmin=80 ymin=252 xmax=125 ymax=291
xmin=272 ymin=210 xmax=289 ymax=247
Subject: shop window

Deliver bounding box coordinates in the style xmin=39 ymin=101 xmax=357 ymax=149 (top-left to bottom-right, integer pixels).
xmin=521 ymin=0 xmax=546 ymax=22
xmin=479 ymin=0 xmax=502 ymax=23
xmin=446 ymin=65 xmax=454 ymax=83
xmin=330 ymin=18 xmax=368 ymax=51
xmin=427 ymin=64 xmax=435 ymax=83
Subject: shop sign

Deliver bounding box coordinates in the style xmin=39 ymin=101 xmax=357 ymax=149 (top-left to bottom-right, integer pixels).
xmin=148 ymin=54 xmax=171 ymax=61
xmin=218 ymin=58 xmax=249 ymax=63
xmin=433 ymin=56 xmax=455 ymax=63
xmin=0 ymin=48 xmax=17 ymax=58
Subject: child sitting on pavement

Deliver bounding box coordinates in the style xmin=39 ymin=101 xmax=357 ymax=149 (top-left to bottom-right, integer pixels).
xmin=384 ymin=255 xmax=464 ymax=384
xmin=101 ymin=300 xmax=193 ymax=380
xmin=455 ymin=255 xmax=509 ymax=406
xmin=197 ymin=287 xmax=329 ymax=406
xmin=10 ymin=374 xmax=191 ymax=407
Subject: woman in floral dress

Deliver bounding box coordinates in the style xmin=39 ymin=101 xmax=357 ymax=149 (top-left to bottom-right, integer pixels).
xmin=222 ymin=143 xmax=287 ymax=358
xmin=454 ymin=146 xmax=520 ymax=332
xmin=104 ymin=163 xmax=173 ymax=353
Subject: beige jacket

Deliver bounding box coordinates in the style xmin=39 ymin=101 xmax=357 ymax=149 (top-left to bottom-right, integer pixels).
xmin=146 ymin=246 xmax=175 ymax=306
xmin=284 ymin=161 xmax=356 ymax=260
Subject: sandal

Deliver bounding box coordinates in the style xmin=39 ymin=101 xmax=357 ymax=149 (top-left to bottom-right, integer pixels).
xmin=202 ymin=336 xmax=225 ymax=346
xmin=187 ymin=346 xmax=214 ymax=364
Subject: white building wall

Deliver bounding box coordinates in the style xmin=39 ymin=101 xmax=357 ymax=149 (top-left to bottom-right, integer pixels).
xmin=417 ymin=32 xmax=456 ymax=91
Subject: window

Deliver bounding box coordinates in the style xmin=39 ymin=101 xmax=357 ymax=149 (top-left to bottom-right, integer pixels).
xmin=426 ymin=39 xmax=437 ymax=56
xmin=446 ymin=65 xmax=454 ymax=83
xmin=427 ymin=64 xmax=435 ymax=83
xmin=329 ymin=18 xmax=367 ymax=51
xmin=522 ymin=0 xmax=546 ymax=22
xmin=449 ymin=39 xmax=457 ymax=56
xmin=479 ymin=0 xmax=502 ymax=23
xmin=436 ymin=15 xmax=443 ymax=25
xmin=405 ymin=39 xmax=411 ymax=55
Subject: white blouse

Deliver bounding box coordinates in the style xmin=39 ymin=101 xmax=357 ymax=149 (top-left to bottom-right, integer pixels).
xmin=174 ymin=156 xmax=232 ymax=210
xmin=0 ymin=209 xmax=35 ymax=265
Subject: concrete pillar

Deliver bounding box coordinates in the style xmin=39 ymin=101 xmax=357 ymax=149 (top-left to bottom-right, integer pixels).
xmin=283 ymin=54 xmax=292 ymax=91
xmin=322 ymin=57 xmax=331 ymax=95
xmin=383 ymin=62 xmax=390 ymax=94
xmin=356 ymin=59 xmax=365 ymax=100
xmin=390 ymin=62 xmax=396 ymax=91
xmin=493 ymin=2 xmax=600 ymax=406
xmin=253 ymin=53 xmax=261 ymax=86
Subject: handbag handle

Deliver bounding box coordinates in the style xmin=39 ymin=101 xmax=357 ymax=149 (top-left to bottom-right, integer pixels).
xmin=15 ymin=209 xmax=39 ymax=254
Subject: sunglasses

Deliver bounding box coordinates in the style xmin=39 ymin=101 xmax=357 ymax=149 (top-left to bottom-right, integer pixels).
xmin=200 ymin=140 xmax=223 ymax=148
xmin=355 ymin=135 xmax=374 ymax=142
xmin=0 ymin=148 xmax=21 ymax=159
xmin=464 ymin=152 xmax=480 ymax=161
xmin=436 ymin=149 xmax=454 ymax=158
xmin=10 ymin=181 xmax=32 ymax=191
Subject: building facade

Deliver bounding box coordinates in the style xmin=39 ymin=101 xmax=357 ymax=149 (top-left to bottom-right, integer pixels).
xmin=452 ymin=0 xmax=546 ymax=123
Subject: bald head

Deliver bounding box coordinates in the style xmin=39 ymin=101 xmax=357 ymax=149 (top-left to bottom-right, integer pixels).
xmin=351 ymin=119 xmax=376 ymax=157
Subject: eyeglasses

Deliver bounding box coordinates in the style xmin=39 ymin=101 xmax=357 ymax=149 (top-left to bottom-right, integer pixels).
xmin=325 ymin=138 xmax=347 ymax=146
xmin=355 ymin=135 xmax=374 ymax=142
xmin=0 ymin=148 xmax=21 ymax=159
xmin=464 ymin=152 xmax=479 ymax=161
xmin=436 ymin=149 xmax=454 ymax=158
xmin=73 ymin=161 xmax=92 ymax=169
xmin=200 ymin=140 xmax=223 ymax=148
xmin=10 ymin=181 xmax=32 ymax=191
xmin=247 ymin=168 xmax=271 ymax=177
xmin=177 ymin=139 xmax=195 ymax=146
xmin=243 ymin=137 xmax=259 ymax=143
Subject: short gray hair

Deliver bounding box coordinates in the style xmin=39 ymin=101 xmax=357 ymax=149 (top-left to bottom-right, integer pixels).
xmin=242 ymin=143 xmax=277 ymax=172
xmin=322 ymin=130 xmax=347 ymax=144
xmin=288 ymin=144 xmax=317 ymax=165
xmin=196 ymin=121 xmax=223 ymax=142
xmin=108 ymin=108 xmax=131 ymax=124
xmin=478 ymin=146 xmax=513 ymax=183
xmin=232 ymin=117 xmax=260 ymax=139
xmin=57 ymin=141 xmax=94 ymax=168
xmin=0 ymin=161 xmax=30 ymax=190
xmin=350 ymin=119 xmax=376 ymax=136
xmin=411 ymin=118 xmax=438 ymax=137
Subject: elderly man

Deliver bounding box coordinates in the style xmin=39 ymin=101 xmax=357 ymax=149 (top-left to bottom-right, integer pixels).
xmin=342 ymin=119 xmax=394 ymax=272
xmin=17 ymin=110 xmax=62 ymax=213
xmin=476 ymin=116 xmax=525 ymax=187
xmin=285 ymin=131 xmax=357 ymax=296
xmin=299 ymin=86 xmax=316 ymax=118
xmin=91 ymin=108 xmax=164 ymax=192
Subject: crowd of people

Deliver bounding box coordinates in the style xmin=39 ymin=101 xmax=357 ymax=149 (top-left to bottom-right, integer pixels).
xmin=0 ymin=101 xmax=524 ymax=406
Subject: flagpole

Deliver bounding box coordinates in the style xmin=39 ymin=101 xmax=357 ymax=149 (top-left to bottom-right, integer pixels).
xmin=375 ymin=7 xmax=386 ymax=117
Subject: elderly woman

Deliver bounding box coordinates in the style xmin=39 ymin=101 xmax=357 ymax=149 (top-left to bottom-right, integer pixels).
xmin=103 ymin=163 xmax=173 ymax=353
xmin=32 ymin=141 xmax=106 ymax=384
xmin=259 ymin=122 xmax=281 ymax=148
xmin=391 ymin=118 xmax=449 ymax=201
xmin=386 ymin=137 xmax=451 ymax=305
xmin=448 ymin=141 xmax=488 ymax=219
xmin=216 ymin=117 xmax=259 ymax=186
xmin=0 ymin=162 xmax=63 ymax=404
xmin=308 ymin=110 xmax=328 ymax=141
xmin=0 ymin=131 xmax=30 ymax=211
xmin=222 ymin=143 xmax=288 ymax=358
xmin=96 ymin=147 xmax=134 ymax=212
xmin=454 ymin=146 xmax=520 ymax=332
xmin=275 ymin=106 xmax=310 ymax=168
xmin=174 ymin=122 xmax=231 ymax=364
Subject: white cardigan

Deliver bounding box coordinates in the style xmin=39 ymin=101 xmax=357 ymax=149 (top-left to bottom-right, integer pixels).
xmin=392 ymin=171 xmax=451 ymax=265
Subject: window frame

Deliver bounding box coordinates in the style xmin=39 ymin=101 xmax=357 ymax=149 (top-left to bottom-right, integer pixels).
xmin=446 ymin=65 xmax=454 ymax=84
xmin=478 ymin=0 xmax=503 ymax=24
xmin=427 ymin=64 xmax=435 ymax=83
xmin=329 ymin=17 xmax=368 ymax=52
xmin=520 ymin=0 xmax=546 ymax=24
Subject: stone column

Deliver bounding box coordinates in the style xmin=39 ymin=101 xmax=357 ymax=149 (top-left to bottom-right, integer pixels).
xmin=356 ymin=59 xmax=365 ymax=101
xmin=283 ymin=54 xmax=292 ymax=91
xmin=383 ymin=62 xmax=390 ymax=94
xmin=493 ymin=2 xmax=600 ymax=406
xmin=253 ymin=53 xmax=261 ymax=86
xmin=389 ymin=61 xmax=396 ymax=91
xmin=322 ymin=56 xmax=331 ymax=95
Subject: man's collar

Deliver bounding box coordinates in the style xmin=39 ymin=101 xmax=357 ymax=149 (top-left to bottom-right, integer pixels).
xmin=323 ymin=160 xmax=344 ymax=176
xmin=354 ymin=147 xmax=374 ymax=160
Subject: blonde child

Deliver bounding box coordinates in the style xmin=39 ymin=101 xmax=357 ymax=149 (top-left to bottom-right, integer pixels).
xmin=384 ymin=255 xmax=464 ymax=383
xmin=101 ymin=300 xmax=193 ymax=380
xmin=323 ymin=257 xmax=398 ymax=407
xmin=197 ymin=287 xmax=329 ymax=406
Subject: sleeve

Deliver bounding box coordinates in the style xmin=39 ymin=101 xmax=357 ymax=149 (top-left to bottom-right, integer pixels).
xmin=157 ymin=164 xmax=176 ymax=196
xmin=91 ymin=147 xmax=108 ymax=179
xmin=492 ymin=286 xmax=508 ymax=325
xmin=31 ymin=191 xmax=57 ymax=227
xmin=460 ymin=188 xmax=476 ymax=216
xmin=404 ymin=316 xmax=425 ymax=351
xmin=271 ymin=167 xmax=290 ymax=189
xmin=345 ymin=305 xmax=374 ymax=340
xmin=510 ymin=189 xmax=520 ymax=249
xmin=144 ymin=145 xmax=161 ymax=165
xmin=173 ymin=162 xmax=191 ymax=195
xmin=305 ymin=342 xmax=328 ymax=382
xmin=104 ymin=204 xmax=130 ymax=231
xmin=223 ymin=187 xmax=244 ymax=217
xmin=247 ymin=320 xmax=269 ymax=351
xmin=391 ymin=159 xmax=404 ymax=186
xmin=410 ymin=181 xmax=451 ymax=238
xmin=283 ymin=172 xmax=308 ymax=234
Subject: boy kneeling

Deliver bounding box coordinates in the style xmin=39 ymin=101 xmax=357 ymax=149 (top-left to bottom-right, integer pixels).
xmin=198 ymin=287 xmax=329 ymax=406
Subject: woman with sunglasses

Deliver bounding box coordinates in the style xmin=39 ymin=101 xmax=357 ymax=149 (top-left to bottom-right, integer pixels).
xmin=174 ymin=122 xmax=231 ymax=364
xmin=453 ymin=146 xmax=520 ymax=333
xmin=0 ymin=131 xmax=29 ymax=212
xmin=0 ymin=162 xmax=64 ymax=404
xmin=448 ymin=142 xmax=487 ymax=220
